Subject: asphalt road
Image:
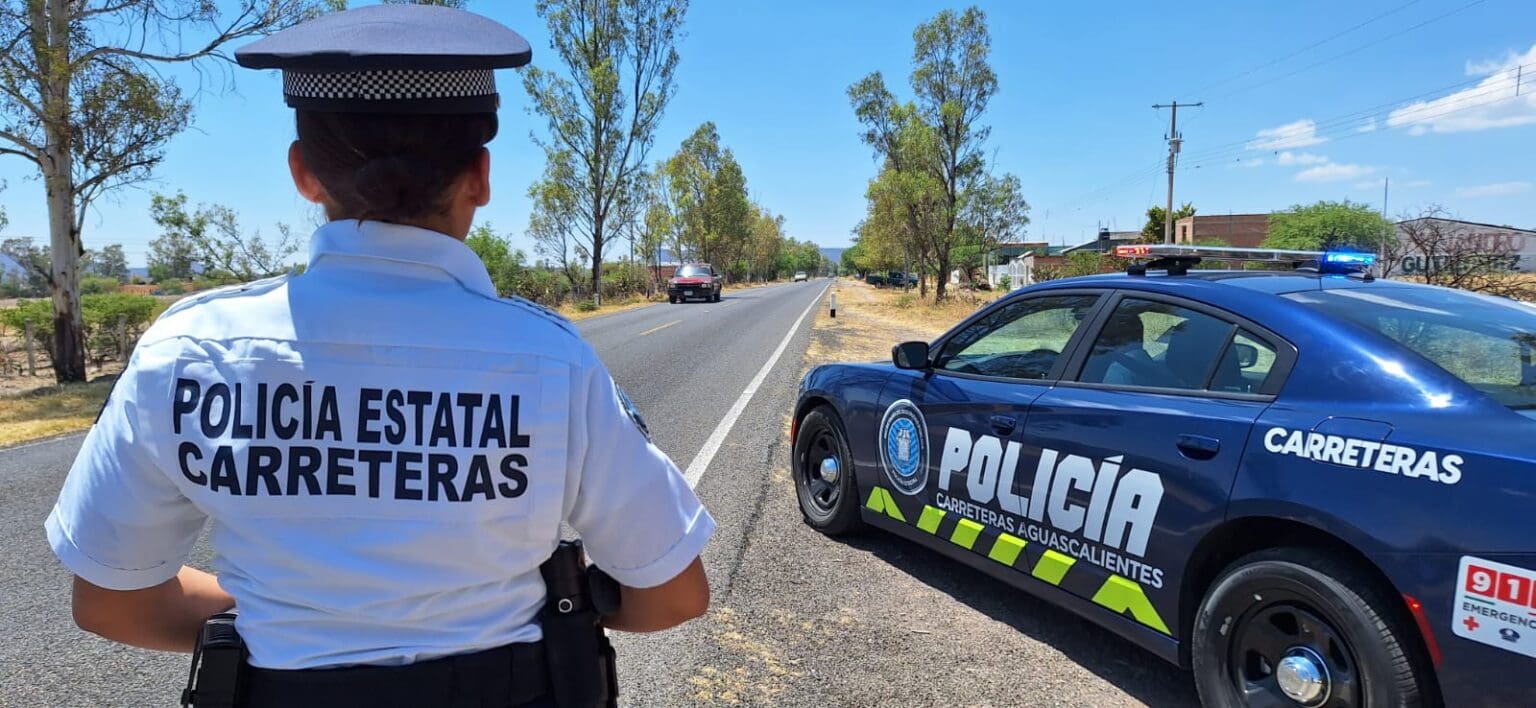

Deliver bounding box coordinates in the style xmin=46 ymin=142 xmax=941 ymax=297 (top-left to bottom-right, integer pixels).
xmin=0 ymin=279 xmax=1197 ymax=707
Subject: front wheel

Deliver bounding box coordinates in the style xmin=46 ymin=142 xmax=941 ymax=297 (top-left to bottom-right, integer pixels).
xmin=792 ymin=406 xmax=863 ymax=536
xmin=1192 ymin=548 xmax=1432 ymax=708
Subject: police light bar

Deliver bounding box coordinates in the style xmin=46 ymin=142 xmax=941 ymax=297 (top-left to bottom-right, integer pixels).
xmin=1112 ymin=244 xmax=1377 ymax=277
xmin=1112 ymin=244 xmax=1328 ymax=263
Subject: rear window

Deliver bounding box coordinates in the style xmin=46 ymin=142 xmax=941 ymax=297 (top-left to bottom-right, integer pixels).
xmin=677 ymin=265 xmax=711 ymax=277
xmin=1287 ymin=288 xmax=1536 ymax=411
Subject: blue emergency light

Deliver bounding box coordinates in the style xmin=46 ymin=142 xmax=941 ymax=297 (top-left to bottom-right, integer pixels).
xmin=1321 ymin=251 xmax=1377 ymax=267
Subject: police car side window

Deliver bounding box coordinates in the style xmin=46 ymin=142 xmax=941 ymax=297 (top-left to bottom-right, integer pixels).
xmin=1210 ymin=330 xmax=1277 ymax=394
xmin=1079 ymin=298 xmax=1235 ymax=391
xmin=936 ymin=295 xmax=1099 ymax=380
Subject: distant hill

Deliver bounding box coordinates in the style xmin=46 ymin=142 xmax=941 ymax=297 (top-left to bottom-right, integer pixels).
xmin=818 ymin=247 xmax=844 ymax=265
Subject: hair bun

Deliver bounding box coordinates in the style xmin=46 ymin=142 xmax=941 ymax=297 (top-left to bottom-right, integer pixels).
xmin=352 ymin=154 xmax=441 ymax=220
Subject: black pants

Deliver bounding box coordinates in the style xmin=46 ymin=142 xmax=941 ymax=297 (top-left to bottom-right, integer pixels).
xmin=242 ymin=642 xmax=553 ymax=708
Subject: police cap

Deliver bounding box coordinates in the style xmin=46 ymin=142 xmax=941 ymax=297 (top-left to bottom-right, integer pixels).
xmin=234 ymin=4 xmax=531 ymax=114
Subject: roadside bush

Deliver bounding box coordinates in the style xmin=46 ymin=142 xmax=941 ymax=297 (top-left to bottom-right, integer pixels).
xmin=574 ymin=300 xmax=599 ymax=313
xmin=997 ymin=274 xmax=1011 ymax=291
xmin=0 ymin=294 xmax=166 ymax=365
xmin=80 ymin=276 xmax=119 ymax=295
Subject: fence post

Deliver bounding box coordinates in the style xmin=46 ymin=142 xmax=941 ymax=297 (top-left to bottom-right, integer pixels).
xmin=24 ymin=320 xmax=36 ymax=376
xmin=829 ymin=292 xmax=837 ymax=319
xmin=117 ymin=314 xmax=129 ymax=361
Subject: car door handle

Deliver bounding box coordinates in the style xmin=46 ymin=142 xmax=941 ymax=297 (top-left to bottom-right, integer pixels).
xmin=1176 ymin=434 xmax=1221 ymax=461
xmin=990 ymin=415 xmax=1017 ymax=436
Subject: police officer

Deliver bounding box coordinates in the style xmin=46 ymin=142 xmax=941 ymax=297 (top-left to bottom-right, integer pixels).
xmin=44 ymin=5 xmax=714 ymax=706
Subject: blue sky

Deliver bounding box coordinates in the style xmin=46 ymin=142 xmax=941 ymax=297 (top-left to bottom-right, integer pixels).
xmin=2 ymin=0 xmax=1534 ymax=267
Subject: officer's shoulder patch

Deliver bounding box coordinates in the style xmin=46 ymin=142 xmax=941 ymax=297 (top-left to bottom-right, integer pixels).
xmin=616 ymin=386 xmax=652 ymax=443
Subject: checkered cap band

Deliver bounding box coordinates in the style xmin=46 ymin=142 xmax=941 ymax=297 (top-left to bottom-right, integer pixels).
xmin=283 ymin=69 xmax=497 ymax=102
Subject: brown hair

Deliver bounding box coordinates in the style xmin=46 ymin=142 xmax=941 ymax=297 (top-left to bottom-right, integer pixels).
xmin=295 ymin=110 xmax=498 ymax=223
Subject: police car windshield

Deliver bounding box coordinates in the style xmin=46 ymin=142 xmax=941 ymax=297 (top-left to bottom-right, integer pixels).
xmin=1287 ymin=288 xmax=1536 ymax=411
xmin=677 ymin=266 xmax=711 ymax=277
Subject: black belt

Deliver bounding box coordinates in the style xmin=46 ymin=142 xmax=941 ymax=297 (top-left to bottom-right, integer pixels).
xmin=242 ymin=641 xmax=551 ymax=708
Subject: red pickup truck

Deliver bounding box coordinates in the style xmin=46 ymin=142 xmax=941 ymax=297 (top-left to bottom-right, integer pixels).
xmin=668 ymin=263 xmax=722 ymax=303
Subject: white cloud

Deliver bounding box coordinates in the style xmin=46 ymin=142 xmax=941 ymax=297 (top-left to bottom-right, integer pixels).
xmin=1247 ymin=119 xmax=1327 ymax=150
xmin=1454 ymin=181 xmax=1533 ymax=198
xmin=1276 ymin=151 xmax=1328 ymax=166
xmin=1237 ymin=158 xmax=1265 ymax=168
xmin=1295 ymin=163 xmax=1375 ymax=183
xmin=1357 ymin=118 xmax=1377 ymax=133
xmin=1388 ymin=44 xmax=1536 ymax=134
xmin=1353 ymin=180 xmax=1383 ymax=190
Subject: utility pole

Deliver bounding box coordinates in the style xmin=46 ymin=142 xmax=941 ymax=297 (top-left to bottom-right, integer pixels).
xmin=1153 ymin=100 xmax=1202 ymax=244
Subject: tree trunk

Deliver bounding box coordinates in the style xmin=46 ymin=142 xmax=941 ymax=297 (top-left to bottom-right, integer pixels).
xmin=934 ymin=252 xmax=950 ymax=302
xmin=590 ymin=219 xmax=604 ymax=307
xmin=39 ymin=0 xmax=86 ymax=383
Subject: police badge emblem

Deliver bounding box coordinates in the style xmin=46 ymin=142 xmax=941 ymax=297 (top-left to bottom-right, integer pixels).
xmin=878 ymin=399 xmax=929 ymax=496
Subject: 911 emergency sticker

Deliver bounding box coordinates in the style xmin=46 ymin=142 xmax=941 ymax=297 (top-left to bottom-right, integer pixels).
xmin=1453 ymin=556 xmax=1536 ymax=659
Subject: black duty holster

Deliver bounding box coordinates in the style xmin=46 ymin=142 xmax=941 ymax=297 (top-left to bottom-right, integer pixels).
xmin=182 ymin=612 xmax=248 ymax=708
xmin=538 ymin=539 xmax=622 ymax=708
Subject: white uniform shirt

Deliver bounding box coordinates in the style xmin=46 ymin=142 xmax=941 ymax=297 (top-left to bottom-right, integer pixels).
xmin=45 ymin=219 xmax=715 ymax=670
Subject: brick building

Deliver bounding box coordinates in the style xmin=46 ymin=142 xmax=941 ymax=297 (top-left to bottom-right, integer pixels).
xmin=1171 ymin=214 xmax=1270 ymax=248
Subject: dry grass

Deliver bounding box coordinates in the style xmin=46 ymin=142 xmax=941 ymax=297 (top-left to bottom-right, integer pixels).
xmin=0 ymin=378 xmax=117 ymax=447
xmin=556 ymin=294 xmax=663 ymax=321
xmin=805 ymin=278 xmax=1002 ymax=367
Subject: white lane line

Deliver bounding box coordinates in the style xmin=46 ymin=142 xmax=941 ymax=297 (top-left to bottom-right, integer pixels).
xmin=683 ymin=283 xmax=829 ymax=488
xmin=638 ymin=320 xmax=682 ymax=337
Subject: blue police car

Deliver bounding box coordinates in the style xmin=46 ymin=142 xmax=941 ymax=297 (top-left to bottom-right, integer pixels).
xmin=790 ymin=245 xmax=1536 ymax=707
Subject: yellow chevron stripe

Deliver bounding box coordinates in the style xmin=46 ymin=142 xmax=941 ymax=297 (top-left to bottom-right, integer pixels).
xmin=916 ymin=506 xmax=946 ymax=534
xmin=862 ymin=487 xmax=907 ymax=523
xmin=987 ymin=533 xmax=1027 ymax=567
xmin=949 ymin=518 xmax=984 ymax=550
xmin=1091 ymin=575 xmax=1171 ymax=634
xmin=1031 ymin=549 xmax=1077 ymax=586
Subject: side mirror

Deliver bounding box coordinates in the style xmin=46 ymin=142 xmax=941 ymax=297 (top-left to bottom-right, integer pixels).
xmin=893 ymin=341 xmax=931 ymax=370
xmin=1233 ymin=342 xmax=1259 ymax=368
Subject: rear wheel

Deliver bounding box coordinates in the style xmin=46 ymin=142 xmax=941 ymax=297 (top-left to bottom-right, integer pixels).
xmin=793 ymin=406 xmax=863 ymax=536
xmin=1192 ymin=548 xmax=1430 ymax=708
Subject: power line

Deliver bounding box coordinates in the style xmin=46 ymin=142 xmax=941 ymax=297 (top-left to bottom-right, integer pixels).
xmin=1189 ymin=0 xmax=1423 ymax=97
xmin=1183 ymin=81 xmax=1530 ymax=172
xmin=1211 ymin=0 xmax=1490 ymax=100
xmin=1175 ymin=64 xmax=1530 ymax=168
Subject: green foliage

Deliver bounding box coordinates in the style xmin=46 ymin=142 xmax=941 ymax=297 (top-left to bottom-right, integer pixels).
xmin=80 ymin=276 xmax=118 ymax=295
xmin=0 ymin=238 xmax=51 ymax=297
xmin=522 ymin=0 xmax=688 ymax=304
xmin=997 ymin=273 xmax=1011 ymax=291
xmin=1264 ymin=199 xmax=1393 ymax=251
xmin=149 ymin=192 xmax=298 ymax=283
xmin=849 ymin=6 xmax=1023 ymax=302
xmin=1140 ymin=203 xmax=1197 ymax=244
xmin=574 ymin=300 xmax=599 ymax=313
xmin=83 ymin=244 xmax=130 ymax=282
xmin=0 ymin=294 xmax=165 ymax=362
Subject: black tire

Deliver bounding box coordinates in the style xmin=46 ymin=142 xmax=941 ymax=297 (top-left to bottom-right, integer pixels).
xmin=712 ymin=291 xmax=721 ymax=303
xmin=792 ymin=406 xmax=864 ymax=536
xmin=1192 ymin=548 xmax=1431 ymax=708
xmin=668 ymin=296 xmax=677 ymax=304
